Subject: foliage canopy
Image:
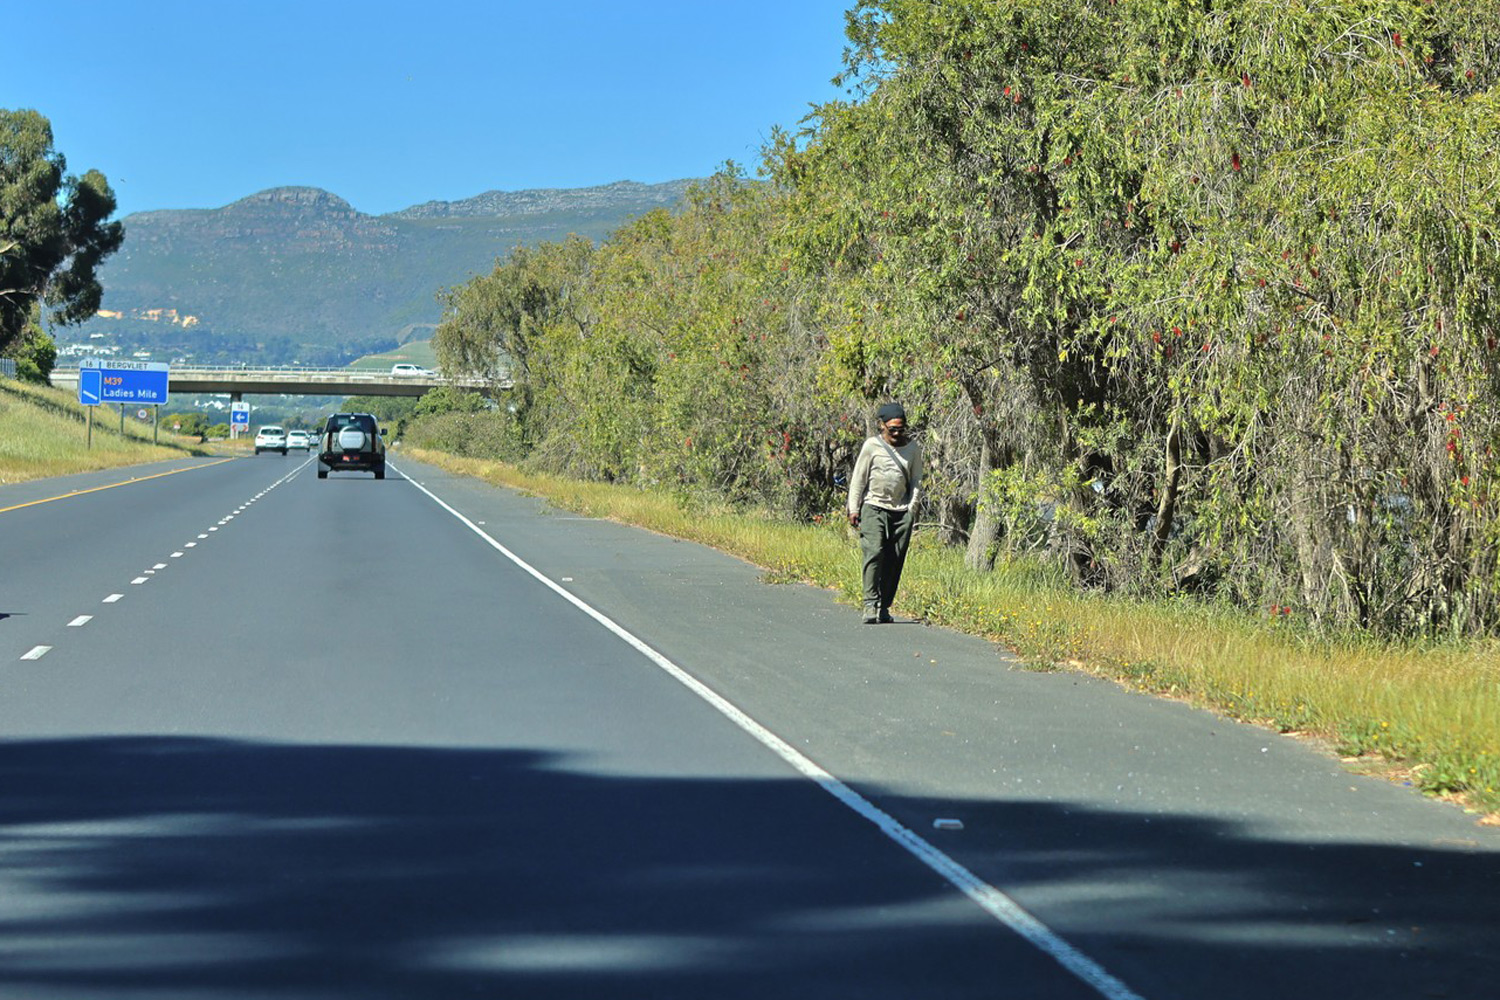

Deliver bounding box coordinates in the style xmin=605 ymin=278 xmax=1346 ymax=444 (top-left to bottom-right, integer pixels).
xmin=432 ymin=0 xmax=1500 ymax=638
xmin=0 ymin=108 xmax=123 ymax=361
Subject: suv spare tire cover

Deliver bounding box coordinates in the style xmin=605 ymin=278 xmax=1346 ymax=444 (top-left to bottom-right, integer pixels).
xmin=337 ymin=427 xmax=367 ymax=450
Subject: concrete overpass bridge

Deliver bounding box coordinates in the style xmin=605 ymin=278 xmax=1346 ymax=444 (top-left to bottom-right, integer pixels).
xmin=49 ymin=365 xmax=508 ymax=400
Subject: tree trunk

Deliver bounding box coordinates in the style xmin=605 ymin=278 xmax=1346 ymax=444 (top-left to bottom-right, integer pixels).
xmin=1149 ymin=410 xmax=1183 ymax=571
xmin=964 ymin=417 xmax=1006 ymax=571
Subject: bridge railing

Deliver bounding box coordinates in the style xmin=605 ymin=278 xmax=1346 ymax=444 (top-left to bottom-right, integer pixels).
xmin=50 ymin=364 xmax=510 ymax=385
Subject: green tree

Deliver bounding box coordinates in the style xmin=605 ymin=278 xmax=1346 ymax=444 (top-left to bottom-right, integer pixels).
xmin=4 ymin=302 xmax=57 ymax=381
xmin=782 ymin=0 xmax=1500 ymax=633
xmin=0 ymin=108 xmax=124 ymax=355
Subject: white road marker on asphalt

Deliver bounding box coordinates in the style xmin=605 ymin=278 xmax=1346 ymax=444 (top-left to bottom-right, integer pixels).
xmin=171 ymin=552 xmax=184 ymax=558
xmin=131 ymin=577 xmax=149 ymax=585
xmin=68 ymin=616 xmax=92 ymax=627
xmin=198 ymin=534 xmax=209 ymax=539
xmin=401 ymin=464 xmax=1147 ymax=1000
xmin=153 ymin=563 xmax=167 ymax=570
xmin=186 ymin=542 xmax=197 ymax=548
xmin=103 ymin=594 xmax=123 ymax=603
xmin=20 ymin=646 xmax=50 ymax=660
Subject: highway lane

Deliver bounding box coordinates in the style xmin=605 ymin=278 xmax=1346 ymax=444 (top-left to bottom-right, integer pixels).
xmin=1 ymin=456 xmax=265 ymax=664
xmin=371 ymin=456 xmax=1500 ymax=1000
xmin=3 ymin=453 xmax=1499 ymax=999
xmin=0 ymin=454 xmax=1118 ymax=999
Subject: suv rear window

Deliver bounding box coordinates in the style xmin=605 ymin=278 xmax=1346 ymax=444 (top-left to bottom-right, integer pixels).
xmin=326 ymin=414 xmax=376 ymax=433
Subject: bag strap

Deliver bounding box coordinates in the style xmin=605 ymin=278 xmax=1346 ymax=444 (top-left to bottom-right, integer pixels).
xmin=876 ymin=436 xmax=912 ymax=498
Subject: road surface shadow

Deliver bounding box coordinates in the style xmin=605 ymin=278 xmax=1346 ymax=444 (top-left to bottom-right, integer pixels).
xmin=0 ymin=737 xmax=1495 ymax=999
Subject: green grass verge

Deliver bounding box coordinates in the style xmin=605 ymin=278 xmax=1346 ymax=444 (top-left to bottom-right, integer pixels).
xmin=406 ymin=447 xmax=1500 ymax=821
xmin=0 ymin=377 xmax=211 ymax=484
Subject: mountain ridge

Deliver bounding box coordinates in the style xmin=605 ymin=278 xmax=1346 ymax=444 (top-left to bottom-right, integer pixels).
xmin=70 ymin=178 xmax=698 ymax=366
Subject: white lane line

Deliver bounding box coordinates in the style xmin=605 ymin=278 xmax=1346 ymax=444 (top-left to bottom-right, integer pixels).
xmin=208 ymin=527 xmax=218 ymax=532
xmin=20 ymin=646 xmax=50 ymax=660
xmin=400 ymin=465 xmax=1147 ymax=1000
xmin=131 ymin=577 xmax=149 ymax=585
xmin=68 ymin=616 xmax=92 ymax=627
xmin=171 ymin=552 xmax=184 ymax=558
xmin=103 ymin=594 xmax=123 ymax=603
xmin=153 ymin=563 xmax=167 ymax=570
xmin=185 ymin=542 xmax=197 ymax=548
xmin=198 ymin=533 xmax=209 ymax=539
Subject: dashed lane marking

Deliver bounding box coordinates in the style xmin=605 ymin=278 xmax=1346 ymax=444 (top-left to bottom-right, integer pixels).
xmin=20 ymin=646 xmax=50 ymax=660
xmin=67 ymin=616 xmax=92 ymax=627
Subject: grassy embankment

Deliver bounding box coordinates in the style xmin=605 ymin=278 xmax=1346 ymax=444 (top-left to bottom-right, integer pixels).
xmin=405 ymin=447 xmax=1500 ymax=821
xmin=0 ymin=377 xmax=214 ymax=484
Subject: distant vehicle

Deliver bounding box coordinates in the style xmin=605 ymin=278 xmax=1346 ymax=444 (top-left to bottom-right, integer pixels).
xmin=390 ymin=363 xmax=435 ymax=377
xmin=285 ymin=429 xmax=312 ymax=451
xmin=253 ymin=425 xmax=288 ymax=455
xmin=317 ymin=413 xmax=386 ymax=479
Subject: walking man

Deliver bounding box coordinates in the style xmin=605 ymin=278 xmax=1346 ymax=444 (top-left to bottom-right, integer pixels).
xmin=847 ymin=402 xmax=923 ymax=623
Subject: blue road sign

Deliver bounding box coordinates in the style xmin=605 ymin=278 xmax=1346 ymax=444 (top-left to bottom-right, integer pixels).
xmin=80 ymin=359 xmax=169 ymax=405
xmin=78 ymin=369 xmax=103 ymax=406
xmin=230 ymin=405 xmax=250 ymax=426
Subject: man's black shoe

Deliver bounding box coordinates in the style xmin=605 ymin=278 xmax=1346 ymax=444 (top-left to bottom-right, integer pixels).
xmin=878 ymin=609 xmax=895 ymax=624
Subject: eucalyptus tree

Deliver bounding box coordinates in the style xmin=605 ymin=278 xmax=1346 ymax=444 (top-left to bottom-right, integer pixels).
xmin=778 ymin=0 xmax=1500 ymax=633
xmin=0 ymin=108 xmax=123 ymax=359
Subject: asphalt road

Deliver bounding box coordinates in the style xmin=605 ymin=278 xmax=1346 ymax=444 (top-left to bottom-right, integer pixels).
xmin=2 ymin=452 xmax=1497 ymax=999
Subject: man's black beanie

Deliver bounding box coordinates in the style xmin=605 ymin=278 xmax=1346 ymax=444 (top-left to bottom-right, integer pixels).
xmin=877 ymin=402 xmax=906 ymax=422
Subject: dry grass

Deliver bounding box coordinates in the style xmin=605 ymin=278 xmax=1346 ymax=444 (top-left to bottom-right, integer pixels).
xmin=0 ymin=378 xmax=209 ymax=483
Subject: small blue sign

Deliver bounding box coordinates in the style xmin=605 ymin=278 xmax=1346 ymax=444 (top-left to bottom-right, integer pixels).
xmin=80 ymin=359 xmax=169 ymax=404
xmin=78 ymin=369 xmax=103 ymax=406
xmin=231 ymin=409 xmax=249 ymax=426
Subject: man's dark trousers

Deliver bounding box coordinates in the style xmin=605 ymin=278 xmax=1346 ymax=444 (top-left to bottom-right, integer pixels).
xmin=859 ymin=502 xmax=914 ymax=614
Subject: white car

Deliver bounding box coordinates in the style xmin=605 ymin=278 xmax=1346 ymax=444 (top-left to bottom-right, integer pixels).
xmin=285 ymin=429 xmax=312 ymax=451
xmin=390 ymin=363 xmax=435 ymax=377
xmin=254 ymin=425 xmax=288 ymax=455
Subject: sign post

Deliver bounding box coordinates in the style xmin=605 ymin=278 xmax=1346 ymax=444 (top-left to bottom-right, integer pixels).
xmin=78 ymin=368 xmax=102 ymax=448
xmin=78 ymin=360 xmax=170 ymax=448
xmin=230 ymin=401 xmax=250 ymax=438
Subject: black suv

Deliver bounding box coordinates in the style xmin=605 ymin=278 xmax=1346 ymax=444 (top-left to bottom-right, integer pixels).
xmin=317 ymin=412 xmax=386 ymax=479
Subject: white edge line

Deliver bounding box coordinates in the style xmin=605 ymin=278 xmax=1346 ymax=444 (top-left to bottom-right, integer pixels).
xmin=396 ymin=462 xmax=1147 ymax=1000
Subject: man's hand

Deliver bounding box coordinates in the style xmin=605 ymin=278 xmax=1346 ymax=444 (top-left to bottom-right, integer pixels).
xmin=847 ymin=511 xmax=860 ymax=527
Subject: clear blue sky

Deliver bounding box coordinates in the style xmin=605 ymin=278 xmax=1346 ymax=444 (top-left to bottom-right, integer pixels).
xmin=4 ymin=1 xmax=854 ymax=218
